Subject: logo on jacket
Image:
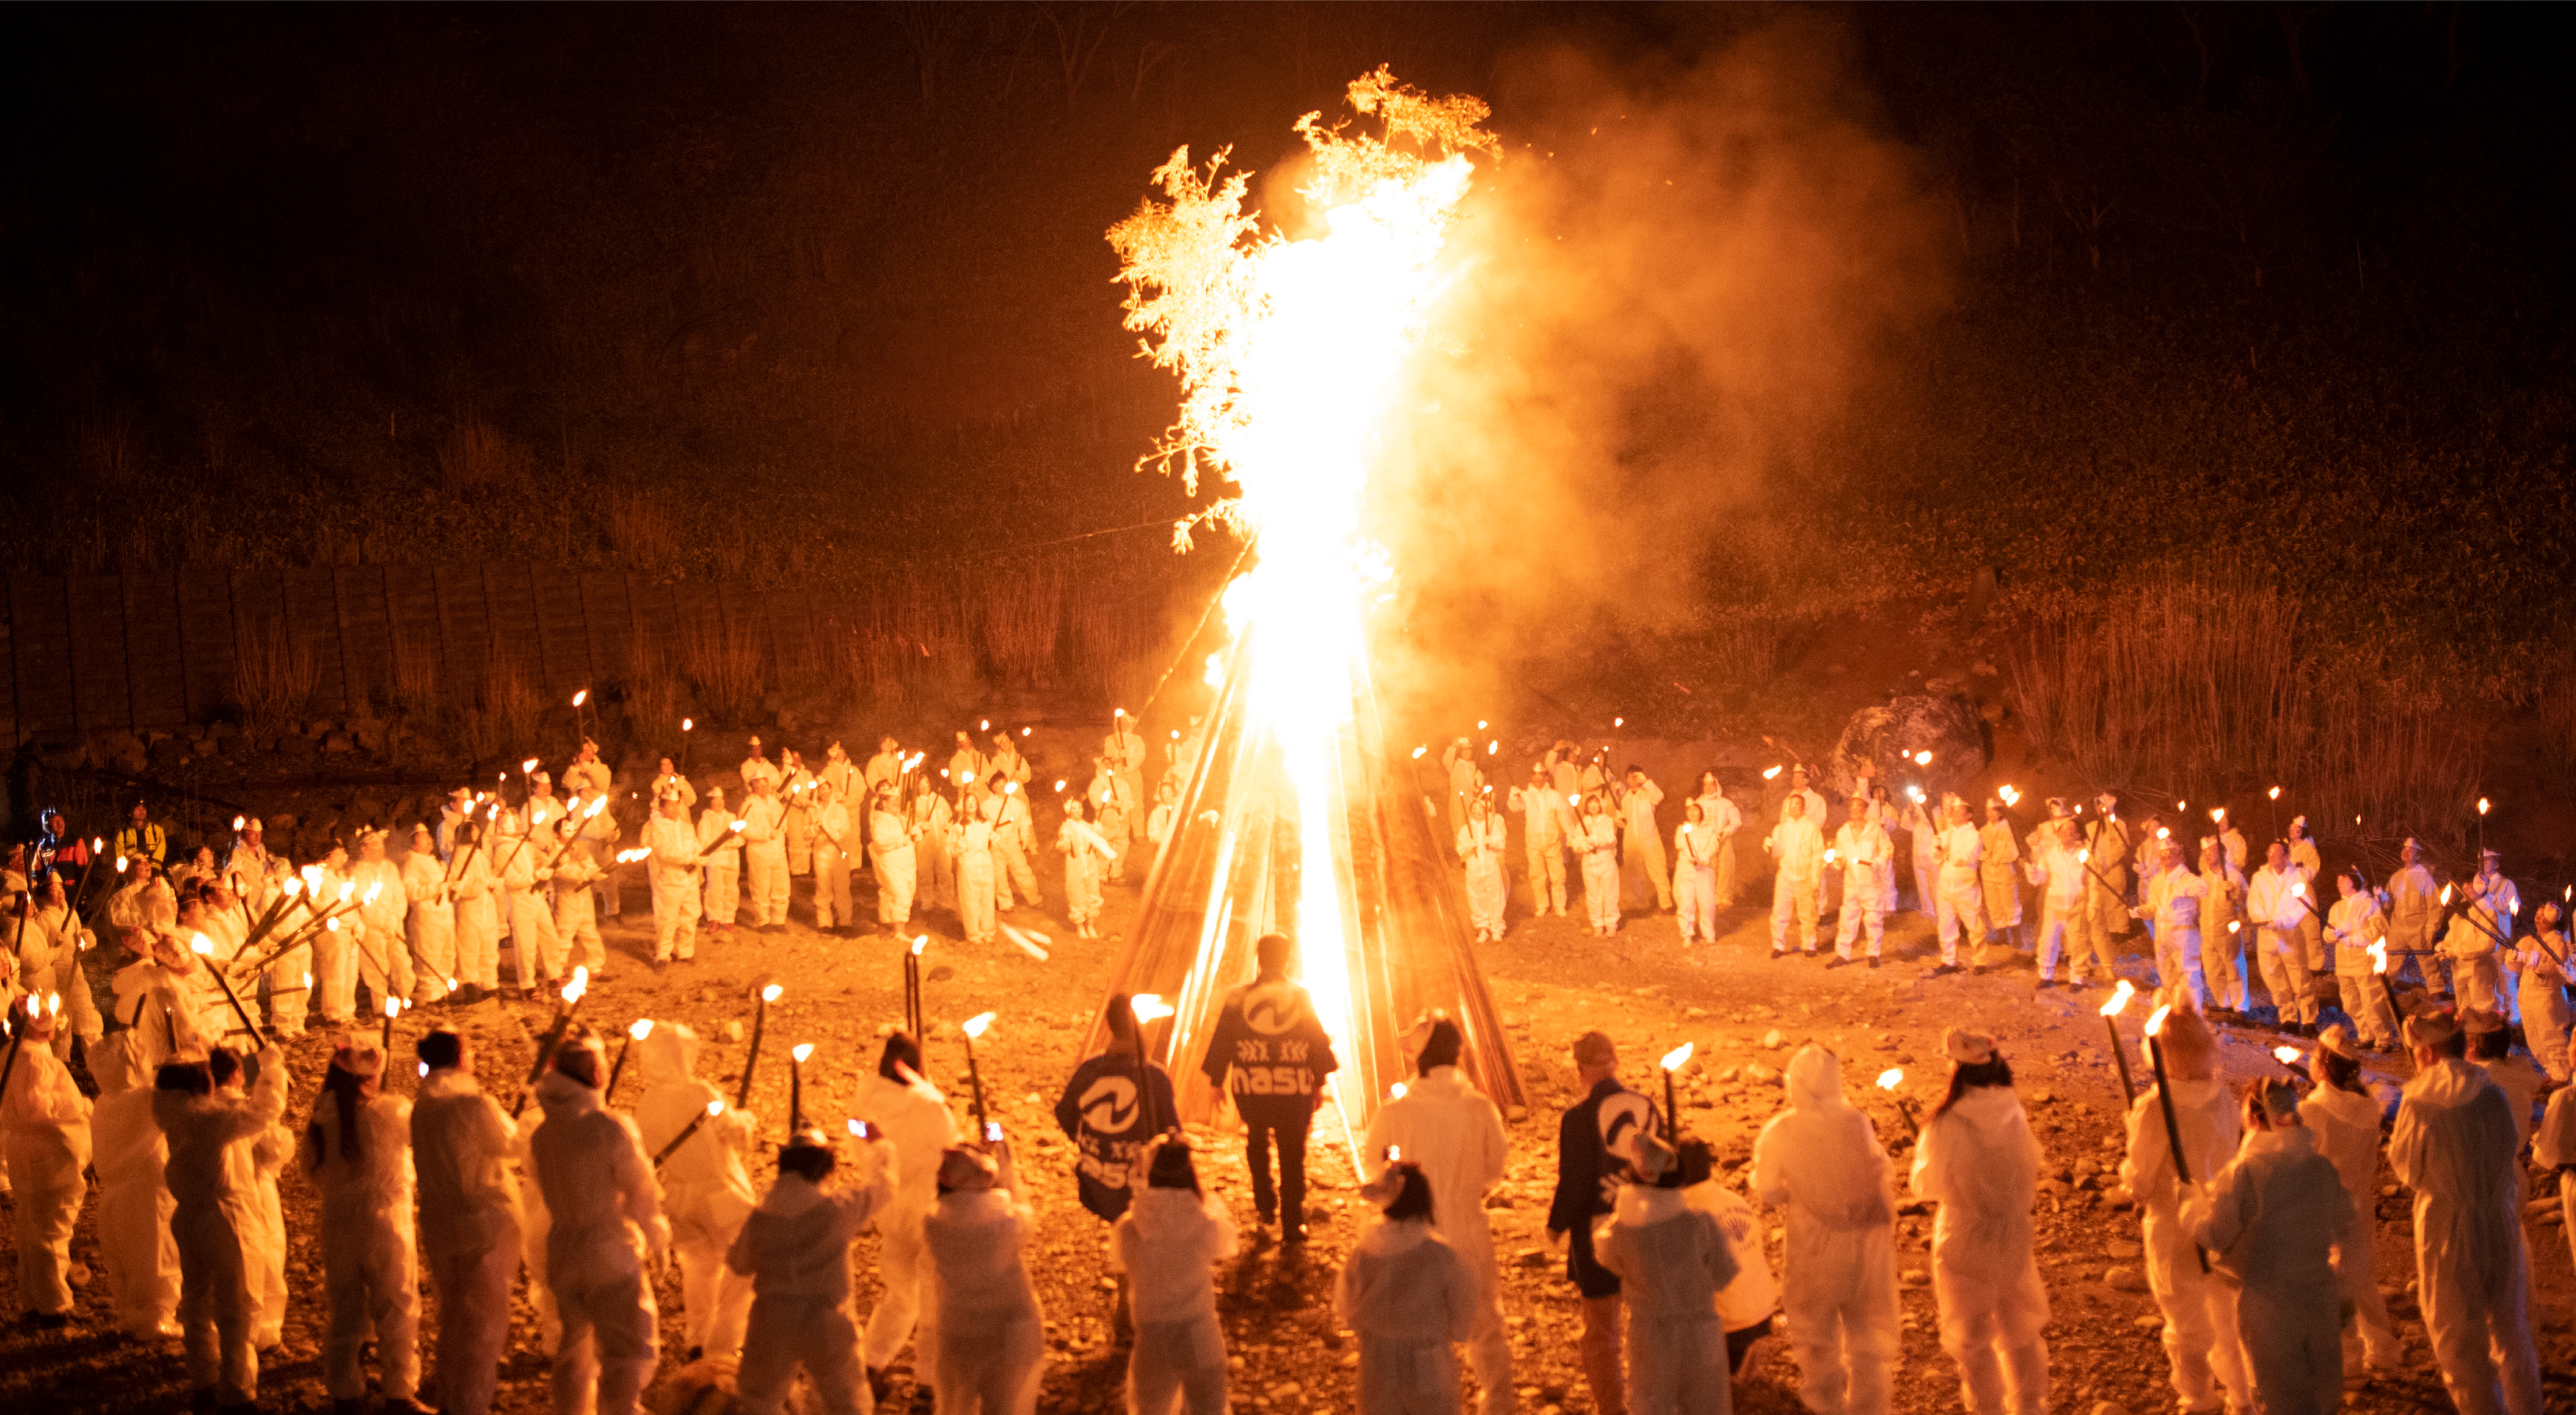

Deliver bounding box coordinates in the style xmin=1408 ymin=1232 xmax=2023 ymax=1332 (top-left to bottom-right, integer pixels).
xmin=1079 ymin=1076 xmax=1141 ymax=1133
xmin=1598 ymin=1090 xmax=1655 ymax=1163
xmin=1243 ymin=985 xmax=1306 ymax=1037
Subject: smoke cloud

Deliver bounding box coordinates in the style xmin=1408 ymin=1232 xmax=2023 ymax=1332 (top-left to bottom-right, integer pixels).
xmin=1371 ymin=18 xmax=1951 ymax=661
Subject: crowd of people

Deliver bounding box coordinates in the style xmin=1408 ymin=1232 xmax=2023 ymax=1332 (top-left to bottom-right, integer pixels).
xmin=1449 ymin=746 xmax=2575 ymax=1069
xmin=2 ymin=722 xmax=2572 ymax=1415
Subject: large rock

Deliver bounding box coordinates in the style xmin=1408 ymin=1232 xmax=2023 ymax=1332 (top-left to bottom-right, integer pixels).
xmin=1824 ymin=695 xmax=1985 ymax=801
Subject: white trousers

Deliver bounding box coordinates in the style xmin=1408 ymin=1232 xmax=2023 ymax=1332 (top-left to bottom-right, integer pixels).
xmin=674 ymin=1225 xmax=755 ymax=1356
xmin=511 ymin=888 xmax=564 ymax=987
xmin=652 ymin=871 xmax=703 ymax=962
xmin=1932 ymin=1250 xmax=2048 ymax=1415
xmin=705 ymin=863 xmax=741 ymax=927
xmin=98 ymin=1170 xmax=179 ymax=1336
xmin=739 ymin=1296 xmax=867 ymax=1415
xmin=1129 ymin=1313 xmax=1229 ymax=1415
xmin=1781 ymin=1223 xmax=1899 ymax=1415
xmin=1626 ymin=1311 xmax=1730 ymax=1415
xmin=1835 ymin=885 xmax=1886 ymax=959
xmin=2142 ymin=1206 xmax=2250 ymax=1412
xmin=863 ymin=1207 xmax=928 ymax=1368
xmin=813 ymin=841 xmax=853 ymax=928
xmin=322 ymin=1203 xmax=419 ymax=1399
xmin=931 ymin=1309 xmax=1043 ymax=1415
xmin=426 ymin=1236 xmax=518 ymax=1415
xmin=1675 ymin=865 xmax=1717 ymax=943
xmin=1583 ymin=852 xmax=1621 ymax=931
xmin=1771 ymin=874 xmax=1819 ymax=952
xmin=2157 ymin=927 xmax=2208 ymax=1010
xmin=550 ymin=1268 xmax=659 ymax=1415
xmin=1526 ymin=844 xmax=1568 ymax=915
xmin=746 ymin=844 xmax=789 ymax=925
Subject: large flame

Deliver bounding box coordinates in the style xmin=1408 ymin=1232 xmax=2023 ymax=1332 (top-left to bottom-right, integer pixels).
xmin=1109 ymin=70 xmax=1497 ymax=1143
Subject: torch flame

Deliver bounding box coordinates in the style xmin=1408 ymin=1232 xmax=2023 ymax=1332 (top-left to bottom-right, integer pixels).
xmin=683 ymin=717 xmax=694 ymax=731
xmin=1913 ymin=751 xmax=1933 ymax=766
xmin=385 ymin=996 xmax=401 ymax=1020
xmin=2478 ymin=797 xmax=2490 ymax=815
xmin=2100 ymin=979 xmax=2136 ymax=1017
xmin=912 ymin=935 xmax=928 ymax=956
xmin=2144 ymin=1003 xmax=2172 ymax=1038
xmin=1999 ymin=785 xmax=2020 ymax=806
xmin=761 ymin=984 xmax=784 ymax=1003
xmin=2273 ymin=1045 xmax=2303 ymax=1066
xmin=2268 ymin=786 xmax=2281 ymax=800
xmin=630 ymin=1019 xmax=655 ymax=1040
xmin=1412 ymin=746 xmax=1427 ymax=758
xmin=2368 ymin=937 xmax=2390 ymax=975
xmin=2441 ymin=883 xmax=2453 ymax=905
xmin=705 ymin=1100 xmax=724 ymax=1118
xmin=363 ymin=882 xmax=382 ymax=904
xmin=564 ymin=966 xmax=588 ymax=1003
xmin=523 ymin=757 xmax=541 ymax=774
xmin=1877 ymin=1068 xmax=1904 ymax=1090
xmin=792 ymin=1043 xmax=814 ymax=1064
xmin=1763 ymin=765 xmax=1783 ymax=780
xmin=573 ymin=689 xmax=588 ymax=708
xmin=962 ymin=1011 xmax=995 ymax=1040
xmin=191 ymin=932 xmax=213 ymax=955
xmin=1661 ymin=1041 xmax=1695 ymax=1073
xmin=1131 ymin=993 xmax=1176 ymax=1023
xmin=338 ymin=880 xmax=355 ymax=902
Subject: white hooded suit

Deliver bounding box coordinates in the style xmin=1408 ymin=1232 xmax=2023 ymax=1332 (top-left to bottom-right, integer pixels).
xmin=633 ymin=1023 xmax=760 ymax=1356
xmin=1362 ymin=1065 xmax=1515 ymax=1414
xmin=1752 ymin=1047 xmax=1901 ymax=1415
xmin=1910 ymin=1085 xmax=2049 ymax=1415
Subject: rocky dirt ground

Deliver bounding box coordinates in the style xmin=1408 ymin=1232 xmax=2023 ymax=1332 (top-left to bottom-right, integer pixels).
xmin=5 ymin=851 xmax=2574 ymax=1415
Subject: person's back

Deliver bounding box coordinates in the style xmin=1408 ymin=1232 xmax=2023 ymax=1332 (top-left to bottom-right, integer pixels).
xmin=89 ymin=1035 xmax=180 ymax=1337
xmin=1199 ymin=934 xmax=1339 ymax=1242
xmin=632 ymin=1023 xmax=758 ymax=1359
xmin=1113 ymin=1142 xmax=1239 ymax=1415
xmin=856 ymin=1037 xmax=963 ymax=1387
xmin=1909 ymin=1030 xmax=2048 ymax=1415
xmin=529 ymin=1049 xmax=670 ymax=1415
xmin=727 ymin=1132 xmax=896 ymax=1415
xmin=1753 ymin=1046 xmax=1897 ymax=1415
xmin=2184 ymin=1086 xmax=2352 ymax=1415
xmin=1336 ymin=1166 xmax=1478 ymax=1415
xmin=2391 ymin=1011 xmax=2541 ymax=1415
xmin=408 ymin=1032 xmax=522 ymax=1415
xmin=923 ymin=1146 xmax=1045 ymax=1415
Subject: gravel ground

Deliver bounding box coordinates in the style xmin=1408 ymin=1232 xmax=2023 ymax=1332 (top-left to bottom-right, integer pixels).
xmin=5 ymin=861 xmax=2574 ymax=1415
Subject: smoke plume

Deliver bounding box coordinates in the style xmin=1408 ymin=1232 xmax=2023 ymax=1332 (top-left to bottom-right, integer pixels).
xmin=1371 ymin=18 xmax=1951 ymax=660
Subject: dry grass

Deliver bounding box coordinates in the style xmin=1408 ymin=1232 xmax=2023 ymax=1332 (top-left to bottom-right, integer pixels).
xmin=606 ymin=488 xmax=685 ymax=578
xmin=622 ymin=625 xmax=684 ymax=737
xmin=981 ymin=561 xmax=1066 ymax=687
xmin=232 ymin=617 xmax=317 ymax=740
xmin=681 ymin=613 xmax=767 ymax=727
xmin=477 ymin=649 xmax=545 ymax=750
xmin=390 ymin=628 xmax=440 ymax=712
xmin=2003 ymin=572 xmax=2481 ymax=844
xmin=438 ymin=416 xmax=527 ymax=496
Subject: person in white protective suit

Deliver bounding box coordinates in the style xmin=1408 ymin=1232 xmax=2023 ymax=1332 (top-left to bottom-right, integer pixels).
xmin=1578 ymin=795 xmax=1622 ymax=938
xmin=496 ymin=807 xmax=564 ymax=1000
xmin=337 ymin=829 xmax=402 ymax=1008
xmin=1363 ymin=1014 xmax=1515 ymax=1415
xmin=2390 ymin=1008 xmax=2543 ymax=1415
xmin=2302 ymin=1026 xmax=2404 ymax=1376
xmin=998 ymin=783 xmax=1046 ymax=911
xmin=1088 ymin=757 xmax=1138 ymax=885
xmin=89 ymin=1029 xmax=182 ymax=1337
xmin=2250 ymin=843 xmax=2320 ymax=1031
xmin=410 ymin=1028 xmax=524 ymax=1415
xmin=255 ymin=857 xmax=320 ymax=1036
xmin=954 ymin=804 xmax=1001 ymax=945
xmin=2022 ymin=816 xmax=2086 ymax=991
xmin=2383 ymin=839 xmax=2443 ymax=993
xmin=1145 ymin=778 xmax=1179 ymax=860
xmin=299 ymin=1038 xmax=428 ymax=1413
xmin=912 ymin=791 xmax=956 ymax=914
xmin=551 ymin=821 xmax=609 ymax=979
xmin=2197 ymin=838 xmax=2250 ymax=1015
xmin=1511 ymin=765 xmax=1575 ymax=920
xmin=861 ymin=1032 xmax=965 ymax=1398
xmin=154 ymin=1041 xmax=291 ymax=1410
xmin=633 ymin=1020 xmax=759 ymax=1359
xmin=1059 ymin=797 xmax=1115 ymax=939
xmin=2181 ymin=1080 xmax=2353 ymax=1415
xmin=645 ymin=788 xmax=706 ymax=966
xmin=1617 ymin=768 xmax=1674 ymax=913
xmin=922 ymin=1142 xmax=1048 ymax=1415
xmin=1458 ymin=797 xmax=1511 ymax=944
xmin=2115 ymin=998 xmax=2253 ymax=1414
xmin=448 ymin=821 xmax=499 ymax=1003
xmin=3 ymin=994 xmax=92 ymax=1324
xmin=2470 ymin=850 xmax=2520 ymax=1000
xmin=2510 ymin=903 xmax=2572 ymax=1081
xmin=1594 ymin=1132 xmax=1738 ymax=1415
xmin=401 ymin=823 xmax=455 ymax=1006
xmin=2437 ymin=874 xmax=2508 ymax=1016
xmin=239 ymin=1049 xmax=294 ymax=1350
xmin=1691 ymin=772 xmax=1744 ymax=908
xmin=699 ymin=786 xmax=744 ymax=935
xmin=728 ymin=1126 xmax=898 ymax=1415
xmin=1977 ymin=799 xmax=2025 ymax=959
xmin=870 ymin=786 xmax=917 ymax=929
xmin=2131 ymin=841 xmax=2209 ymax=1008
xmin=1765 ymin=792 xmax=1825 ymax=959
xmin=528 ymin=1031 xmax=671 ymax=1415
xmin=1752 ymin=1045 xmax=1900 ymax=1415
xmin=1112 ymin=1137 xmax=1239 ymax=1415
xmin=740 ymin=776 xmax=791 ymax=931
xmin=1672 ymin=798 xmax=1724 ymax=947
xmin=1928 ymin=797 xmax=1985 ymax=976
xmin=1830 ymin=797 xmax=1894 ymax=967
xmin=25 ymin=872 xmax=105 ymax=1054
xmin=810 ymin=780 xmax=855 ymax=931
xmin=1909 ymin=1028 xmax=2049 ymax=1415
xmin=2538 ymin=1084 xmax=2576 ymax=1280
xmin=2462 ymin=1009 xmax=2545 ymax=1154
xmin=2327 ymin=869 xmax=2400 ymax=1051
xmin=1337 ymin=1162 xmax=1479 ymax=1415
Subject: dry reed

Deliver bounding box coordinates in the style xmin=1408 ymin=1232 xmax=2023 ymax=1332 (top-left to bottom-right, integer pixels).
xmin=478 ymin=649 xmax=545 ymax=749
xmin=681 ymin=613 xmax=767 ymax=727
xmin=606 ymin=488 xmax=685 ymax=578
xmin=439 ymin=417 xmax=525 ymax=496
xmin=232 ymin=617 xmax=318 ymax=740
xmin=980 ymin=561 xmax=1066 ymax=687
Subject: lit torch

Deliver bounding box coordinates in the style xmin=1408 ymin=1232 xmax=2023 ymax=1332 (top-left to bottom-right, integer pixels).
xmin=961 ymin=1010 xmax=996 ymax=1133
xmin=1877 ymin=1067 xmax=1919 ymax=1139
xmin=738 ymin=983 xmax=783 ymax=1108
xmin=2143 ymin=1002 xmax=2212 ymax=1273
xmin=2099 ymin=979 xmax=2139 ymax=1099
xmin=606 ymin=1018 xmax=653 ymax=1103
xmin=511 ymin=966 xmax=589 ymax=1118
xmin=790 ymin=1042 xmax=814 ymax=1133
xmin=1660 ymin=1042 xmax=1693 ymax=1134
